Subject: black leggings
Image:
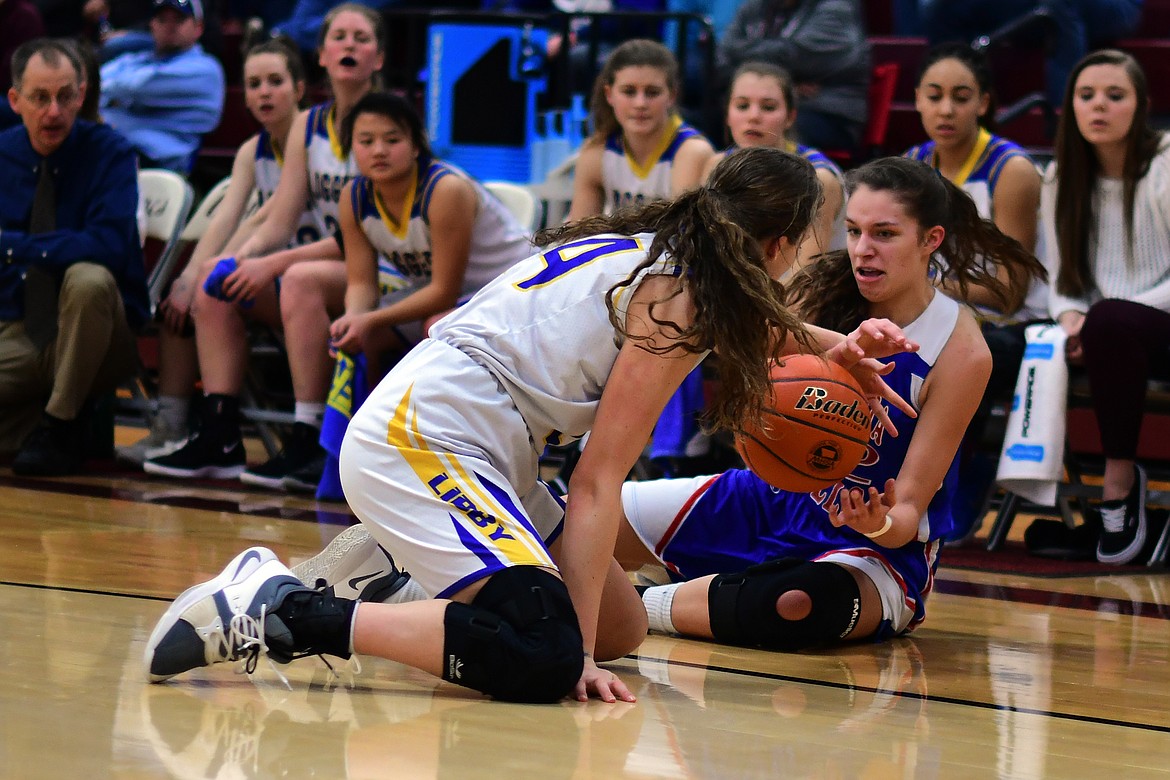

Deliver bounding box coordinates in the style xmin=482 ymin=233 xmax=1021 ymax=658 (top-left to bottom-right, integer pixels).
xmin=1078 ymin=298 xmax=1170 ymax=459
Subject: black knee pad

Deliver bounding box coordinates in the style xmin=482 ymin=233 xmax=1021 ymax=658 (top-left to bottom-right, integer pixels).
xmin=707 ymin=558 xmax=862 ymax=651
xmin=442 ymin=567 xmax=584 ymax=703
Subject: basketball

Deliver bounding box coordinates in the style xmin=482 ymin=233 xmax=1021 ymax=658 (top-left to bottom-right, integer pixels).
xmin=736 ymin=355 xmax=873 ymax=492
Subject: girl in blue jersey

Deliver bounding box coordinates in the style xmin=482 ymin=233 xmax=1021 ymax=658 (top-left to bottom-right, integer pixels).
xmin=620 ymin=157 xmax=1044 ymax=649
xmin=703 ymin=61 xmax=846 ymax=264
xmin=568 ymin=39 xmax=715 ymax=220
xmin=144 ymin=148 xmax=921 ymax=705
xmin=907 ymin=43 xmax=1048 ymax=537
xmin=119 ymin=40 xmax=310 ymax=466
xmin=146 ymin=4 xmax=385 ymax=484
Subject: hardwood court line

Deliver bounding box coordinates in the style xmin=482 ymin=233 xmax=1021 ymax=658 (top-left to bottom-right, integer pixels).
xmin=4 ymin=475 xmax=1166 ymax=618
xmin=629 ymin=653 xmax=1170 ymax=735
xmin=0 ymin=580 xmax=172 ymax=602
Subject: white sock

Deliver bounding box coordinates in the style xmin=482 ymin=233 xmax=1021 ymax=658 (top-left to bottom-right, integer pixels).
xmin=642 ymin=583 xmax=681 ymax=635
xmin=156 ymin=395 xmax=189 ymax=432
xmin=294 ymin=401 xmax=326 ymax=428
xmin=383 ymin=577 xmax=428 ymax=604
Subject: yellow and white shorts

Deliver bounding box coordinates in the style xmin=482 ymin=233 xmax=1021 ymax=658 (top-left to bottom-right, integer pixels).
xmin=340 ymin=339 xmax=563 ymax=599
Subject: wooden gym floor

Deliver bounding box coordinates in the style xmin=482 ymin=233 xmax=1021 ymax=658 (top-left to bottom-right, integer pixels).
xmin=2 ymin=428 xmax=1169 ymax=779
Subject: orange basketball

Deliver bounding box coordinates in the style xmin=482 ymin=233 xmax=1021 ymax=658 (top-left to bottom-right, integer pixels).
xmin=736 ymin=354 xmax=872 ymax=492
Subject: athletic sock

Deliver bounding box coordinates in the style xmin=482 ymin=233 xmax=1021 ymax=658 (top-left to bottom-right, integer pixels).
xmin=383 ymin=577 xmax=427 ymax=605
xmin=156 ymin=395 xmax=190 ymax=432
xmin=642 ymin=583 xmax=681 ymax=635
xmin=294 ymin=401 xmax=326 ymax=428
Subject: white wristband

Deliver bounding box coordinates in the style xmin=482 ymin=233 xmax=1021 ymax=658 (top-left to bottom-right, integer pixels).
xmin=863 ymin=516 xmax=893 ymax=540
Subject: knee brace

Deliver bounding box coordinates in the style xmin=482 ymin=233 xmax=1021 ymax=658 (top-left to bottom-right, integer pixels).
xmin=707 ymin=559 xmax=862 ymax=651
xmin=442 ymin=567 xmax=585 ymax=703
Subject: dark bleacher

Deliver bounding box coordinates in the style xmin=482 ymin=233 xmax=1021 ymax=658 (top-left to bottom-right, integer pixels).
xmin=194 ymin=2 xmax=1170 ymax=183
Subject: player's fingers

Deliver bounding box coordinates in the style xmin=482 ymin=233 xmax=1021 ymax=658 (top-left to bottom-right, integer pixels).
xmin=611 ymin=677 xmax=637 ymax=703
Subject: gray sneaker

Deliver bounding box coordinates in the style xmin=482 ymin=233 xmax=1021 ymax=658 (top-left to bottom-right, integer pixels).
xmin=116 ymin=417 xmax=189 ymax=467
xmin=144 ymin=547 xmax=307 ymax=682
xmin=291 ymin=524 xmax=410 ymax=603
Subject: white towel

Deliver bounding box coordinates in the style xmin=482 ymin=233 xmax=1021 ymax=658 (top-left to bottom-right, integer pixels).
xmin=995 ymin=324 xmax=1069 ymax=506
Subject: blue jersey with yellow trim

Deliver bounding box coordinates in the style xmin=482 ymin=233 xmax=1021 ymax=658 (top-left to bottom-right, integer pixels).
xmin=304 ymin=101 xmax=358 ymax=239
xmin=600 ymin=116 xmax=705 ymax=213
xmin=655 ymin=292 xmax=961 ymax=634
xmin=254 ymin=128 xmax=322 ymax=247
xmin=905 ymin=128 xmax=1027 ymax=218
xmin=350 ymin=158 xmax=531 ymax=296
xmin=431 ymin=232 xmax=698 ymax=451
xmin=905 ymin=129 xmax=1047 ymax=321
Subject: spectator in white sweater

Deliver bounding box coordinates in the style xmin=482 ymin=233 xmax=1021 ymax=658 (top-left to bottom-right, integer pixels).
xmin=1041 ymin=49 xmax=1170 ymax=566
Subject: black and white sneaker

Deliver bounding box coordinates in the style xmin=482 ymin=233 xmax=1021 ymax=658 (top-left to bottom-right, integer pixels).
xmin=1097 ymin=463 xmax=1149 ymax=565
xmin=144 ymin=431 xmax=246 ymax=480
xmin=144 ymin=547 xmax=302 ymax=682
xmin=281 ymin=453 xmax=326 ymax=494
xmin=240 ymin=422 xmax=322 ymax=490
xmin=290 ymin=524 xmax=412 ymax=603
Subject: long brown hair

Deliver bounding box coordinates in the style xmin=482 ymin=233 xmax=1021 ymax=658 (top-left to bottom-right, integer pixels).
xmin=537 ymin=147 xmax=821 ymax=430
xmin=789 ymin=157 xmax=1045 ymax=332
xmin=587 ymin=39 xmax=680 ymax=144
xmin=1052 ymin=49 xmax=1162 ymax=298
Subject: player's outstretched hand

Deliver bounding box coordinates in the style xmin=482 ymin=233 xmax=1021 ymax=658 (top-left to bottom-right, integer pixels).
xmin=830 ymin=318 xmax=920 ymax=365
xmin=829 ymin=478 xmax=896 ymax=536
xmin=574 ymin=656 xmax=637 ymax=704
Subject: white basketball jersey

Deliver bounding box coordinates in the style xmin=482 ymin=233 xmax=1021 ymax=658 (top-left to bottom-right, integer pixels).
xmin=431 ymin=232 xmax=692 ymax=450
xmin=600 ymin=116 xmax=704 ymax=213
xmin=254 ymin=128 xmax=323 ymax=247
xmin=304 ymin=102 xmax=358 ymax=238
xmin=351 ymin=158 xmax=532 ymax=297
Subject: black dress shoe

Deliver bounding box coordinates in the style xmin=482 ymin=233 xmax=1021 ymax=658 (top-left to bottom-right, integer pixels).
xmin=12 ymin=415 xmax=84 ymax=477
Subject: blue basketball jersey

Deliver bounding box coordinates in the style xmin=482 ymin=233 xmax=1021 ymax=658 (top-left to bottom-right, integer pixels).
xmin=655 ymin=292 xmax=961 ymax=634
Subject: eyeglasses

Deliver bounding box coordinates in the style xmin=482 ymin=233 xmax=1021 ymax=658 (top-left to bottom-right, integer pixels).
xmin=20 ymin=88 xmax=80 ymax=111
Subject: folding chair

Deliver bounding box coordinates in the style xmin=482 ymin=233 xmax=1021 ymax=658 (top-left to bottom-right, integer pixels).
xmin=986 ymin=376 xmax=1170 ymax=567
xmin=483 ymin=180 xmax=541 ymax=234
xmin=138 ymin=169 xmax=195 ymax=316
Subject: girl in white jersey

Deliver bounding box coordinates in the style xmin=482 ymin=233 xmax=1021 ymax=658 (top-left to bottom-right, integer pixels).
xmin=328 ymin=92 xmax=532 ymax=379
xmin=273 ymin=93 xmax=532 ymax=494
xmin=144 ymin=147 xmax=920 ymax=705
xmin=118 ymin=39 xmax=311 ymax=466
xmin=1045 ymin=51 xmax=1170 ymax=565
xmin=568 ymin=39 xmax=714 ymax=220
xmin=703 ymin=61 xmax=846 ymax=265
xmin=145 ymin=4 xmax=385 ymax=485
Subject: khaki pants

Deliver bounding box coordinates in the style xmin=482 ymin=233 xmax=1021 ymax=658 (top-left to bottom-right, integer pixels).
xmin=0 ymin=263 xmax=140 ymax=452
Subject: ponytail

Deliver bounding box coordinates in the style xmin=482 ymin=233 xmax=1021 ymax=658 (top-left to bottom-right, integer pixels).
xmin=538 ymin=147 xmax=820 ymax=429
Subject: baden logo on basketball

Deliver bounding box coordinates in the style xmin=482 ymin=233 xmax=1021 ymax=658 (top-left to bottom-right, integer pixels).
xmin=793 ymin=387 xmax=870 ymax=432
xmin=807 ymin=441 xmax=842 ymax=472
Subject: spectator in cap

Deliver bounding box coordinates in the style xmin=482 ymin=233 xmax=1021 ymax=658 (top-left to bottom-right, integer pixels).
xmin=99 ymin=0 xmax=224 ymax=173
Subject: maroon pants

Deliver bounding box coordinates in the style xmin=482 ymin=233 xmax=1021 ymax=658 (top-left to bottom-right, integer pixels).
xmin=1079 ymin=298 xmax=1170 ymax=459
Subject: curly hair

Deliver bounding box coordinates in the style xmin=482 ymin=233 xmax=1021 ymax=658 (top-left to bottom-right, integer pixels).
xmin=537 ymin=146 xmax=821 ymax=430
xmin=789 ymin=157 xmax=1045 ymax=332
